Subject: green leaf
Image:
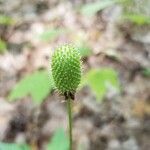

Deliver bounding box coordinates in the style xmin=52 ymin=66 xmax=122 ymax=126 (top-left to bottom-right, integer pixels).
xmin=0 ymin=15 xmax=15 ymax=25
xmin=38 ymin=28 xmax=64 ymax=42
xmin=142 ymin=68 xmax=150 ymax=77
xmin=80 ymin=0 xmax=117 ymax=16
xmin=77 ymin=44 xmax=92 ymax=57
xmin=0 ymin=39 xmax=7 ymax=54
xmin=0 ymin=142 xmax=30 ymax=150
xmin=8 ymin=70 xmax=54 ymax=105
xmin=47 ymin=128 xmax=69 ymax=150
xmin=123 ymin=14 xmax=150 ymax=25
xmin=81 ymin=68 xmax=120 ymax=101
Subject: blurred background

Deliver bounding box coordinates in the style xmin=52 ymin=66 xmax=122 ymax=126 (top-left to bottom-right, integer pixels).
xmin=0 ymin=0 xmax=150 ymax=150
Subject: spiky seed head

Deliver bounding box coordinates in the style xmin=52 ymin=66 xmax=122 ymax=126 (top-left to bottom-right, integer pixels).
xmin=51 ymin=44 xmax=81 ymax=94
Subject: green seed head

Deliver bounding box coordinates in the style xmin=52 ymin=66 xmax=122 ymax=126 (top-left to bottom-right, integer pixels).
xmin=51 ymin=44 xmax=81 ymax=94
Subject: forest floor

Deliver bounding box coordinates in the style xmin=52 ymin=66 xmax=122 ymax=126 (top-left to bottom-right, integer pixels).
xmin=0 ymin=0 xmax=150 ymax=150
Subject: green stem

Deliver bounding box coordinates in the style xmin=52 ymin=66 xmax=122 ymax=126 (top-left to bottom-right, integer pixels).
xmin=67 ymin=98 xmax=72 ymax=150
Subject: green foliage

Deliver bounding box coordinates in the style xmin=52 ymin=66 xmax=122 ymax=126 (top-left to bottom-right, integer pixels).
xmin=51 ymin=44 xmax=81 ymax=94
xmin=123 ymin=14 xmax=150 ymax=25
xmin=47 ymin=128 xmax=69 ymax=150
xmin=117 ymin=0 xmax=133 ymax=5
xmin=119 ymin=0 xmax=150 ymax=25
xmin=0 ymin=128 xmax=69 ymax=150
xmin=81 ymin=68 xmax=120 ymax=101
xmin=8 ymin=70 xmax=54 ymax=105
xmin=0 ymin=39 xmax=7 ymax=54
xmin=0 ymin=143 xmax=30 ymax=150
xmin=0 ymin=129 xmax=69 ymax=150
xmin=0 ymin=15 xmax=15 ymax=25
xmin=80 ymin=0 xmax=117 ymax=16
xmin=38 ymin=28 xmax=64 ymax=42
xmin=77 ymin=44 xmax=92 ymax=58
xmin=142 ymin=68 xmax=150 ymax=77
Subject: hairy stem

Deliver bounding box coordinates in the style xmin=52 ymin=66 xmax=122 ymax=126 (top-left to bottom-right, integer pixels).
xmin=67 ymin=98 xmax=72 ymax=150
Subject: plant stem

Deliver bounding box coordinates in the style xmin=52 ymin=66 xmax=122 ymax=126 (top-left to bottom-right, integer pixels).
xmin=67 ymin=98 xmax=72 ymax=150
